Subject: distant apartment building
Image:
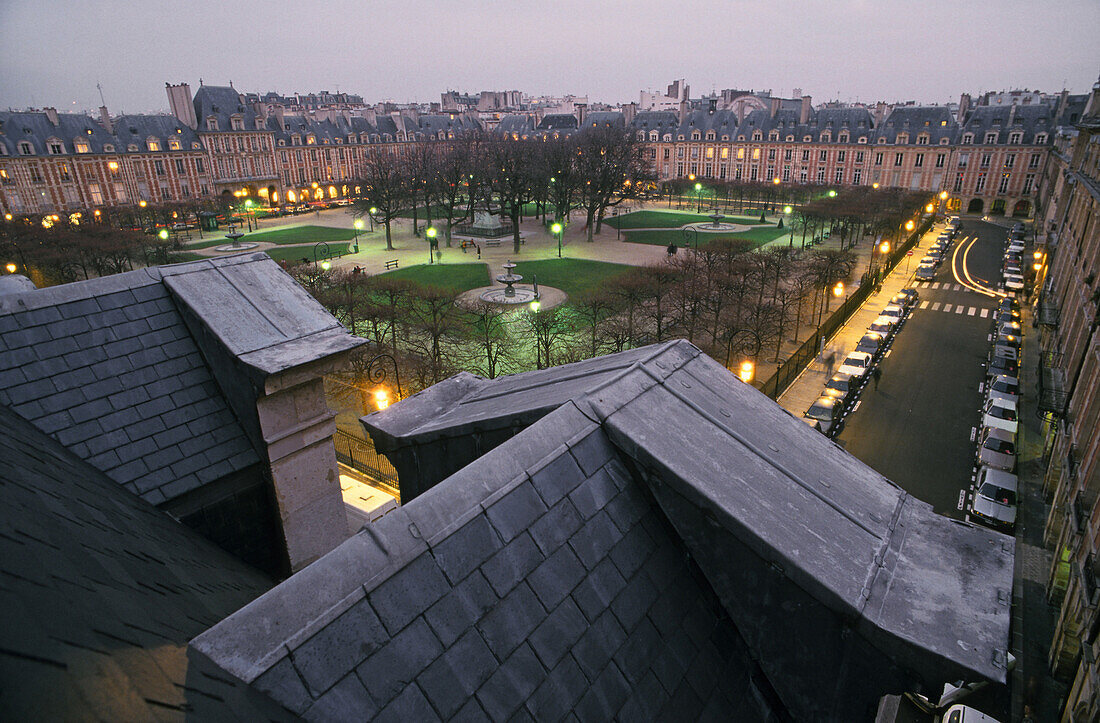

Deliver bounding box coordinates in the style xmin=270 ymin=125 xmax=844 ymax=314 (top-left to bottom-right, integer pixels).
xmin=640 ymin=79 xmax=689 ymax=112
xmin=1033 ymin=76 xmax=1100 ymax=723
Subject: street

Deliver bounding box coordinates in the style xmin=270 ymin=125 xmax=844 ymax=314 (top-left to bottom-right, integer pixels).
xmin=838 ymin=219 xmax=1009 ymax=519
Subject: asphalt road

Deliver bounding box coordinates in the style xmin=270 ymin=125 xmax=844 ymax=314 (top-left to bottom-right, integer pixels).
xmin=837 ymin=219 xmax=1011 ymax=519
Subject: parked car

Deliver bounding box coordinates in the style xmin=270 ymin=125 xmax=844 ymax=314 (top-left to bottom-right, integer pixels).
xmin=868 ymin=316 xmax=898 ymax=337
xmin=1003 ymin=275 xmax=1025 ymax=291
xmin=997 ymin=321 xmax=1023 ymax=338
xmin=943 ymin=703 xmax=1005 ymax=723
xmin=998 ymin=333 xmax=1021 ymax=350
xmin=823 ymin=372 xmax=856 ymax=406
xmin=991 ymin=343 xmax=1018 ymax=364
xmin=987 ymin=355 xmax=1019 ymax=379
xmin=856 ymin=332 xmax=886 ymax=360
xmin=838 ymin=351 xmax=874 ymax=378
xmin=804 ymin=396 xmax=844 ymax=437
xmin=915 ymin=265 xmax=936 ymax=281
xmin=895 ymin=287 xmax=919 ymax=307
xmin=986 ymin=375 xmax=1019 ymax=404
xmin=878 ymin=304 xmax=906 ymax=322
xmin=920 ymin=254 xmax=939 ymax=267
xmin=982 ymin=397 xmax=1019 ymax=435
xmin=1006 ymin=242 xmax=1025 ymax=255
xmin=978 ymin=426 xmax=1017 ymax=471
xmin=970 ymin=466 xmax=1018 ymax=530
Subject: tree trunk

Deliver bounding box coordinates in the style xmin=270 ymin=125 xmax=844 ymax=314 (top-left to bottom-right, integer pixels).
xmin=511 ymin=205 xmax=522 ymax=254
xmin=412 ymin=206 xmax=419 ymax=237
xmin=384 ymin=221 xmax=394 ymax=251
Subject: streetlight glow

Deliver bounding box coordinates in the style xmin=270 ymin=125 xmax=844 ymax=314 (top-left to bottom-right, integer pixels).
xmin=833 ymin=282 xmax=844 ymax=297
xmin=939 ymin=191 xmax=948 ymax=200
xmin=373 ymin=389 xmax=390 ymax=410
xmin=551 ymin=222 xmax=562 ymax=234
xmin=872 ymin=182 xmax=880 ymax=189
xmin=158 ymin=229 xmax=169 ymax=240
xmin=354 ymin=219 xmax=364 ymax=230
xmin=5 ymin=263 xmax=16 ymax=274
xmin=880 ymin=241 xmax=890 ymax=254
xmin=529 ymin=300 xmax=541 ymax=312
xmin=905 ymin=220 xmax=915 ymax=231
xmin=783 ymin=205 xmax=793 ymax=215
xmin=925 ymin=203 xmax=934 ymax=213
xmin=772 ymin=177 xmax=781 ymax=185
xmin=739 ymin=361 xmax=755 ymax=383
xmin=827 ymin=190 xmax=837 ymax=197
xmin=1033 ymin=251 xmax=1043 ymax=259
xmin=320 ymin=260 xmax=331 ymax=271
xmin=694 ymin=183 xmax=702 ymax=191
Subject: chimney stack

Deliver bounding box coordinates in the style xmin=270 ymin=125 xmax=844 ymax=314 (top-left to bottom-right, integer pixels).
xmin=166 ymin=82 xmax=198 ymax=130
xmin=770 ymin=98 xmax=780 ymax=118
xmin=678 ymin=99 xmax=689 ymax=124
xmin=708 ymin=97 xmax=717 ymax=114
xmin=43 ymin=107 xmax=59 ymax=126
xmin=98 ymin=105 xmax=112 ymax=134
xmin=957 ymin=93 xmax=971 ymax=125
xmin=576 ymin=102 xmax=587 ymax=127
xmin=623 ymin=102 xmax=637 ymax=125
xmin=800 ymin=95 xmax=812 ymax=125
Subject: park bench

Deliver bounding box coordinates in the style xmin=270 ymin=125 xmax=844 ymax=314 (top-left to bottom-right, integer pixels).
xmin=384 ymin=259 xmax=399 ymax=270
xmin=485 ymin=240 xmax=502 ymax=247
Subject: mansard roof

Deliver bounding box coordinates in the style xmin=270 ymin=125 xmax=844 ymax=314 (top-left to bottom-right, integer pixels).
xmin=873 ymin=106 xmax=956 ymax=144
xmin=632 ymin=110 xmax=679 ymax=135
xmin=0 ymin=110 xmax=118 ymax=155
xmin=193 ymin=84 xmax=259 ymax=129
xmin=961 ymin=103 xmax=1054 ymax=143
xmin=194 ymin=340 xmax=1014 ymax=721
xmin=496 ymin=114 xmax=536 ymax=134
xmin=0 ymin=403 xmax=287 ymax=720
xmin=537 ymin=113 xmax=579 ymax=130
xmin=113 ymin=113 xmax=203 ymax=151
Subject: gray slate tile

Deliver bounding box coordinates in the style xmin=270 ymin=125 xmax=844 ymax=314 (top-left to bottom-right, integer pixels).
xmin=290 ymin=599 xmax=388 ymax=696
xmin=475 ymin=643 xmax=544 ymax=722
xmin=485 ymin=481 xmax=547 ymax=543
xmin=417 ymin=629 xmax=497 ymax=719
xmin=369 ymin=553 xmax=451 ymax=636
xmin=356 ymin=617 xmax=443 ymax=707
xmin=424 ymin=571 xmax=498 ymax=648
xmin=480 ymin=533 xmax=544 ymax=598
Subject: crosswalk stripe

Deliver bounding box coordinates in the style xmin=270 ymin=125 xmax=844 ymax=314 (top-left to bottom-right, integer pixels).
xmin=980 ymin=308 xmax=989 ymax=318
xmin=932 ymin=302 xmax=941 ymax=311
xmin=956 ymin=306 xmax=965 ymax=314
xmin=919 ymin=300 xmax=930 ymax=309
xmin=968 ymin=307 xmax=977 ymax=316
xmin=954 ymin=284 xmax=963 ymax=292
xmin=931 ymin=282 xmax=941 ymax=289
xmin=944 ymin=303 xmax=953 ymax=312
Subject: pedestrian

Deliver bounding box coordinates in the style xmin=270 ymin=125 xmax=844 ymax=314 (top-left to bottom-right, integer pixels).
xmin=825 ymin=351 xmax=836 ymax=375
xmin=872 ymin=367 xmax=882 ymax=391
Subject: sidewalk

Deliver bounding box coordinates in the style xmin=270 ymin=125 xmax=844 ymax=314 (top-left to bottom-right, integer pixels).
xmin=776 ymin=225 xmax=937 ymax=416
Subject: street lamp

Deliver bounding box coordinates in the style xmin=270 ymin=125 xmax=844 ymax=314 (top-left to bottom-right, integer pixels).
xmin=314 ymin=241 xmax=331 ymax=273
xmin=783 ymin=205 xmax=793 ymax=215
xmin=827 ymin=189 xmax=837 ymax=198
xmin=5 ymin=263 xmax=16 ymax=274
xmin=551 ymin=222 xmax=563 ymax=258
xmin=833 ymin=282 xmax=844 ymax=297
xmin=905 ymin=220 xmax=915 ymax=232
xmin=368 ymin=206 xmax=377 ymax=233
xmin=353 ymin=219 xmax=363 ymax=253
xmin=158 ymin=229 xmax=169 ymax=242
xmin=738 ymin=361 xmax=755 ymax=383
xmin=426 ymin=226 xmax=437 ymax=264
xmin=694 ymin=182 xmax=703 ymax=213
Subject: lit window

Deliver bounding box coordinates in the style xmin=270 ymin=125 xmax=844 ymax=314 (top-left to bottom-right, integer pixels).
xmin=74 ymin=140 xmax=90 ymax=153
xmin=147 ymin=139 xmax=160 ymax=151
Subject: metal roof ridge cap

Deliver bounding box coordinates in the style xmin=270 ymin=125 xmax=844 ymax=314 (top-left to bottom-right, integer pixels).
xmin=857 ymin=491 xmax=911 ymax=614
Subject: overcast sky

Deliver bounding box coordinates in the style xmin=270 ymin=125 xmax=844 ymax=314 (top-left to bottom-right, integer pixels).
xmin=1 ymin=0 xmax=1096 ymax=114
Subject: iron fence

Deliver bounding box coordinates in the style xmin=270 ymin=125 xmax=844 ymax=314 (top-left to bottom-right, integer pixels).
xmin=333 ymin=429 xmax=400 ymax=495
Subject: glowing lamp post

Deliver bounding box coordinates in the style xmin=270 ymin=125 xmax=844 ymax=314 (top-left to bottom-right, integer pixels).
xmin=833 ymin=282 xmax=844 ymax=297
xmin=353 ymin=219 xmax=363 ymax=253
xmin=783 ymin=205 xmax=793 ymax=215
xmin=368 ymin=206 xmax=378 ymax=233
xmin=827 ymin=189 xmax=837 ymax=198
xmin=872 ymin=182 xmax=880 ymax=189
xmin=738 ymin=361 xmax=755 ymax=383
xmin=905 ymin=220 xmax=915 ymax=232
xmin=694 ymin=182 xmax=703 ymax=213
xmin=373 ymin=389 xmax=390 ymax=411
xmin=426 ymin=226 xmax=437 ymax=264
xmin=551 ymin=222 xmax=563 ymax=258
xmin=5 ymin=263 xmax=16 ymax=274
xmin=158 ymin=229 xmax=169 ymax=242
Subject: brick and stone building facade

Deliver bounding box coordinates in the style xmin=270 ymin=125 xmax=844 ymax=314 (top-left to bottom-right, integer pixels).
xmin=1033 ymin=76 xmax=1100 ymax=722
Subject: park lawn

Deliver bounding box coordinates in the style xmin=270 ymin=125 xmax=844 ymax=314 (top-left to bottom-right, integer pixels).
xmin=181 ymin=237 xmax=233 ymax=249
xmin=167 ymin=252 xmax=206 ymax=263
xmin=604 ymin=210 xmax=770 ymax=230
xmin=382 ymin=263 xmax=491 ymax=294
xmin=264 ymin=242 xmax=353 ymax=263
xmin=511 ymin=258 xmax=634 ymax=299
xmin=621 ymin=226 xmax=791 ymax=249
xmin=243 ymin=225 xmax=358 ymax=245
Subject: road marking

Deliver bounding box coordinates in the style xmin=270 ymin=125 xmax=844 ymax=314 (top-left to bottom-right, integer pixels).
xmin=852 ymin=400 xmax=861 ymax=412
xmin=979 ymin=382 xmax=985 ymax=393
xmin=932 ymin=302 xmax=942 ymax=311
xmin=968 ymin=306 xmax=977 ymax=316
xmin=970 ymin=426 xmax=977 ymax=441
xmin=958 ymin=489 xmax=966 ymax=510
xmin=944 ymin=303 xmax=953 ymax=312
xmin=980 ymin=308 xmax=990 ymax=318
xmin=931 ymin=282 xmax=941 ymax=289
xmin=987 ymin=333 xmax=993 ymax=341
xmin=885 ymin=349 xmax=892 ymax=358
xmin=956 ymin=306 xmax=965 ymax=314
xmin=919 ymin=300 xmax=930 ymax=309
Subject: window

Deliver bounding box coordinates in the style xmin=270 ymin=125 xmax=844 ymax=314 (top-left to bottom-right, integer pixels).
xmin=720 ymin=147 xmax=728 ymax=159
xmin=195 ymin=158 xmax=204 ymax=173
xmin=853 ymin=169 xmax=862 ymax=185
xmin=1023 ymin=174 xmax=1034 ymax=194
xmin=18 ymin=141 xmax=33 ymax=155
xmin=817 ymin=168 xmax=825 ymax=183
xmin=984 ymin=132 xmax=998 ymax=144
xmin=874 ymin=152 xmax=883 ymax=166
xmin=935 ymin=153 xmax=945 ymax=168
xmin=819 ymin=150 xmax=827 ymax=162
xmin=89 ymin=182 xmax=103 ymax=205
xmin=834 ymin=169 xmax=843 ymax=183
xmin=74 ymin=140 xmax=90 ymax=154
xmin=690 ymin=147 xmax=699 ymax=159
xmin=0 ymin=168 xmax=10 ymax=185
xmin=998 ymin=174 xmax=1009 ymax=194
xmin=1004 ymin=154 xmax=1015 ymax=169
xmin=154 ymin=160 xmax=165 ymax=176
xmin=953 ymin=173 xmax=963 ymax=192
xmin=838 ymin=133 xmax=849 ymax=143
xmin=782 ymin=166 xmax=791 ymax=181
xmin=1029 ymin=153 xmax=1040 ymax=169
xmin=705 ymin=147 xmax=714 ymax=159
xmin=894 ymin=152 xmax=903 ymax=166
xmin=767 ymin=148 xmax=775 ymax=161
xmin=784 ymin=149 xmax=792 ymax=161
xmin=663 ymin=148 xmax=670 ymax=160
xmin=749 ymin=166 xmax=757 ymax=181
xmin=801 ymin=149 xmax=809 ymax=162
xmin=30 ymin=166 xmax=43 ymax=183
xmin=958 ymin=153 xmax=969 ymax=168
xmin=752 ymin=148 xmax=760 ymax=160
xmin=59 ymin=163 xmax=70 ymax=181
xmin=917 ymin=134 xmax=929 ymax=145
xmin=837 ymin=150 xmax=846 ymax=162
xmin=800 ymin=169 xmax=807 ymax=183
xmin=915 ymin=153 xmax=924 ymax=168
xmin=1035 ymin=133 xmax=1047 ymax=144
xmin=677 ymin=147 xmax=685 ymax=159
xmin=975 ymin=172 xmax=986 ymax=193
xmin=231 ymin=117 xmax=244 ymax=131
xmin=1009 ymin=132 xmax=1022 ymax=144
xmin=980 ymin=154 xmax=991 ymax=168
xmin=962 ymin=133 xmax=973 ymax=144
xmin=855 ymin=151 xmax=864 ymax=163
xmin=175 ymin=158 xmax=185 ymax=174
xmin=49 ymin=141 xmax=64 ymax=154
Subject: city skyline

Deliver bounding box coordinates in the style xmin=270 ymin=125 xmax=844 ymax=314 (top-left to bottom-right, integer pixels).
xmin=1 ymin=0 xmax=1097 ymax=113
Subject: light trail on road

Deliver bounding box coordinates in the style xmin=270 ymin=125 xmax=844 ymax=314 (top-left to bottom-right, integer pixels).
xmin=951 ymin=235 xmax=1003 ymax=298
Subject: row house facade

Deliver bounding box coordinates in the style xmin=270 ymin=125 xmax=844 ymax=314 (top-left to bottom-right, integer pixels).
xmin=635 ymin=95 xmax=1070 ymax=218
xmin=1033 ymin=78 xmax=1100 ymax=722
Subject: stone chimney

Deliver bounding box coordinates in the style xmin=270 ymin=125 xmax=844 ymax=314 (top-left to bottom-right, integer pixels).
xmin=364 ymin=107 xmax=377 ymax=125
xmin=166 ymin=82 xmax=198 ymax=130
xmin=576 ymin=102 xmax=587 ymax=127
xmin=957 ymin=93 xmax=971 ymax=124
xmin=272 ymin=105 xmax=286 ymax=131
xmin=874 ymin=102 xmax=888 ymax=126
xmin=800 ymin=95 xmax=812 ymax=124
xmin=1056 ymin=89 xmax=1070 ymax=118
xmin=770 ymin=98 xmax=781 ymax=118
xmin=678 ymin=99 xmax=689 ymax=124
xmin=43 ymin=107 xmax=59 ymax=126
xmin=98 ymin=105 xmax=112 ymax=134
xmin=1008 ymin=103 xmax=1017 ymax=127
xmin=623 ymin=102 xmax=637 ymax=125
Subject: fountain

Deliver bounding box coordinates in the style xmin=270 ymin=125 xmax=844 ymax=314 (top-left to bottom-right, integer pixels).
xmin=214 ymin=224 xmax=258 ymax=252
xmin=709 ymin=211 xmax=726 ymax=228
xmin=477 ymin=261 xmax=538 ymax=304
xmin=686 ymin=209 xmax=742 ymax=233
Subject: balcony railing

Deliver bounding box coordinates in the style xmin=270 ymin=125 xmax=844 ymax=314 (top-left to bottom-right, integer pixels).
xmin=1038 ymin=352 xmax=1068 ymax=414
xmin=1038 ymin=300 xmax=1062 ymax=327
xmin=332 ymin=429 xmax=399 ymax=493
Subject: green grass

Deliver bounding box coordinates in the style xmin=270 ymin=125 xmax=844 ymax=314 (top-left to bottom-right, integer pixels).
xmin=511 ymin=259 xmax=635 ymax=298
xmin=180 ymin=238 xmax=231 ymax=249
xmin=264 ymin=242 xmax=353 ymax=263
xmin=381 ymin=263 xmax=490 ymax=293
xmin=604 ymin=210 xmax=768 ymax=230
xmin=241 ymin=225 xmax=358 ymax=245
xmin=621 ymin=225 xmax=791 ymax=249
xmin=167 ymin=252 xmax=206 ymax=262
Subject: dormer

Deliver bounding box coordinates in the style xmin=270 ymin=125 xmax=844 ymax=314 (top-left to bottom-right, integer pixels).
xmin=73 ymin=138 xmax=91 ymax=153
xmin=721 ymin=134 xmax=729 ymax=141
xmin=895 ymin=133 xmax=908 ymax=145
xmin=820 ymin=131 xmax=831 ymax=143
xmin=804 ymin=135 xmax=813 ymax=143
xmin=168 ymin=139 xmax=181 ymax=150
xmin=962 ymin=132 xmax=974 ymax=144
xmin=691 ymin=130 xmax=701 ymax=140
xmin=306 ymin=134 xmax=316 ymax=145
xmin=786 ymin=134 xmax=795 ymax=142
xmin=984 ymin=131 xmax=998 ymax=144
xmin=752 ymin=130 xmax=762 ymax=141
xmin=46 ymin=137 xmax=64 ymax=154
xmin=18 ymin=140 xmax=34 ymax=155
xmin=768 ymin=131 xmax=779 ymax=141
xmin=206 ymin=116 xmax=219 ymax=131
xmin=663 ymin=133 xmax=672 ymax=142
xmin=916 ymin=133 xmax=929 ymax=145
xmin=230 ymin=115 xmax=244 ymax=131
xmin=838 ymin=132 xmax=849 ymax=143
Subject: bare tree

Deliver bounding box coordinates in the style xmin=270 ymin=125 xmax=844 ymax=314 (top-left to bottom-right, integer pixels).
xmin=352 ymin=150 xmax=410 ymax=251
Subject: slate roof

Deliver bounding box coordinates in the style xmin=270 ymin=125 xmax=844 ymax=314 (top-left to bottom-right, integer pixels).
xmin=0 ymin=110 xmax=119 ymax=156
xmin=111 ymin=113 xmax=203 ymax=153
xmin=0 ymin=404 xmax=289 ymax=720
xmin=195 ymin=340 xmax=1014 ymax=721
xmin=0 ymin=264 xmax=259 ymax=506
xmin=496 ymin=114 xmax=536 ymax=135
xmin=874 ymin=106 xmax=956 ymax=145
xmin=960 ymin=104 xmax=1054 ymax=144
xmin=192 ymin=84 xmax=260 ymax=131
